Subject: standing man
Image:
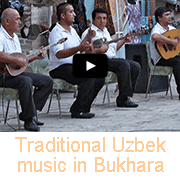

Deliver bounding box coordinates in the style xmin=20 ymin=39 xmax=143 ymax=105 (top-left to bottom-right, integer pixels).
xmin=49 ymin=3 xmax=104 ymax=118
xmin=150 ymin=7 xmax=180 ymax=98
xmin=0 ymin=8 xmax=53 ymax=131
xmin=82 ymin=8 xmax=141 ymax=107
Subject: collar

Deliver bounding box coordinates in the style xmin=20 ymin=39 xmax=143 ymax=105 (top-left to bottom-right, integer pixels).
xmin=92 ymin=24 xmax=107 ymax=33
xmin=156 ymin=22 xmax=170 ymax=31
xmin=56 ymin=22 xmax=73 ymax=33
xmin=0 ymin=25 xmax=14 ymax=40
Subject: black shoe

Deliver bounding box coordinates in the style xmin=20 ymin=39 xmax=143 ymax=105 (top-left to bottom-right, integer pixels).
xmin=19 ymin=113 xmax=44 ymax=126
xmin=24 ymin=121 xmax=40 ymax=131
xmin=116 ymin=98 xmax=138 ymax=108
xmin=71 ymin=112 xmax=95 ymax=118
xmin=33 ymin=117 xmax=44 ymax=126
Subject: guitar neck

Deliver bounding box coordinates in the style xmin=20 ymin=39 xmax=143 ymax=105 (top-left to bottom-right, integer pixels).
xmin=107 ymin=37 xmax=124 ymax=44
xmin=26 ymin=37 xmax=67 ymax=59
xmin=107 ymin=30 xmax=149 ymax=44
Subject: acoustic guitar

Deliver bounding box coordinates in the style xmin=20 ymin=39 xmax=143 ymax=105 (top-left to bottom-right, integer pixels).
xmin=156 ymin=29 xmax=180 ymax=59
xmin=0 ymin=37 xmax=67 ymax=76
xmin=93 ymin=27 xmax=150 ymax=48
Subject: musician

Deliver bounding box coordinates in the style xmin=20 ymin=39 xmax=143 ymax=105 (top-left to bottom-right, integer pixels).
xmin=81 ymin=8 xmax=141 ymax=107
xmin=0 ymin=8 xmax=53 ymax=131
xmin=150 ymin=7 xmax=180 ymax=98
xmin=49 ymin=3 xmax=104 ymax=118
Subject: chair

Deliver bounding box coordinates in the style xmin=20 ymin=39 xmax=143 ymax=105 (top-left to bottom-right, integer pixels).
xmin=102 ymin=71 xmax=117 ymax=107
xmin=0 ymin=87 xmax=20 ymax=130
xmin=47 ymin=78 xmax=62 ymax=118
xmin=145 ymin=42 xmax=173 ymax=99
xmin=28 ymin=56 xmax=61 ymax=116
xmin=0 ymin=67 xmax=35 ymax=130
xmin=102 ymin=80 xmax=110 ymax=107
xmin=29 ymin=56 xmax=76 ymax=118
xmin=47 ymin=79 xmax=77 ymax=118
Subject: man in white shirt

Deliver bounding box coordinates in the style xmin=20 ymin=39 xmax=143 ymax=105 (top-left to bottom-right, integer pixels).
xmin=0 ymin=8 xmax=53 ymax=131
xmin=49 ymin=3 xmax=105 ymax=118
xmin=81 ymin=8 xmax=141 ymax=107
xmin=150 ymin=7 xmax=180 ymax=98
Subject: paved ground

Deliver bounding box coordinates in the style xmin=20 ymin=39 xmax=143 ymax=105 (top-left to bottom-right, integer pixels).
xmin=1 ymin=76 xmax=180 ymax=132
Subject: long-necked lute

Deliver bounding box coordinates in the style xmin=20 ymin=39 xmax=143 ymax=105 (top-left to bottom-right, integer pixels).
xmin=93 ymin=28 xmax=150 ymax=48
xmin=0 ymin=37 xmax=67 ymax=76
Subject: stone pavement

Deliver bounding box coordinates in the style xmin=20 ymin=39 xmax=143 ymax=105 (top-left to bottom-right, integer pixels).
xmin=1 ymin=76 xmax=180 ymax=132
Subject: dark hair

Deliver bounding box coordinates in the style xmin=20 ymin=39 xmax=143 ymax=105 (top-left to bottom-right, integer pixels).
xmin=155 ymin=7 xmax=172 ymax=23
xmin=56 ymin=2 xmax=71 ymax=21
xmin=92 ymin=8 xmax=109 ymax=20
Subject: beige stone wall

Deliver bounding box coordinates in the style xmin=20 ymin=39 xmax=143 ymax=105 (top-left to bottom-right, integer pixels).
xmin=20 ymin=4 xmax=50 ymax=54
xmin=18 ymin=4 xmax=32 ymax=54
xmin=31 ymin=5 xmax=49 ymax=50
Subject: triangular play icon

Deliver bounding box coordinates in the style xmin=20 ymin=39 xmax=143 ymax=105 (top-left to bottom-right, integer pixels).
xmin=86 ymin=61 xmax=96 ymax=71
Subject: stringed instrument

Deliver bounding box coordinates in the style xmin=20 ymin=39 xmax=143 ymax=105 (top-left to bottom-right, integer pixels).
xmin=93 ymin=27 xmax=150 ymax=48
xmin=84 ymin=24 xmax=96 ymax=54
xmin=156 ymin=29 xmax=180 ymax=59
xmin=0 ymin=37 xmax=67 ymax=76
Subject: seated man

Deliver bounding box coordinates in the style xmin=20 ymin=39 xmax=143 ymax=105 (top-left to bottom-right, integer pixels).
xmin=48 ymin=3 xmax=104 ymax=118
xmin=0 ymin=8 xmax=53 ymax=131
xmin=81 ymin=8 xmax=141 ymax=107
xmin=150 ymin=7 xmax=180 ymax=98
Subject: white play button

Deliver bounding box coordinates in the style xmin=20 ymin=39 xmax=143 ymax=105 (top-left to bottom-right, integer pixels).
xmin=86 ymin=61 xmax=96 ymax=71
xmin=73 ymin=54 xmax=108 ymax=78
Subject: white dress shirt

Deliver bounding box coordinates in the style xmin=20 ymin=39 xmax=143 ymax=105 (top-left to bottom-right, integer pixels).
xmin=48 ymin=22 xmax=81 ymax=71
xmin=0 ymin=25 xmax=22 ymax=54
xmin=81 ymin=24 xmax=117 ymax=58
xmin=150 ymin=22 xmax=175 ymax=65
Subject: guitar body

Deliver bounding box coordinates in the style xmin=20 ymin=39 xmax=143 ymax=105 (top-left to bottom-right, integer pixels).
xmin=7 ymin=53 xmax=27 ymax=76
xmin=0 ymin=62 xmax=9 ymax=76
xmin=0 ymin=53 xmax=27 ymax=77
xmin=156 ymin=29 xmax=180 ymax=59
xmin=0 ymin=37 xmax=67 ymax=76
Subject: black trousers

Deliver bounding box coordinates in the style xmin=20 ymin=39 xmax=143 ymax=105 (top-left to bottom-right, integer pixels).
xmin=50 ymin=64 xmax=105 ymax=113
xmin=108 ymin=58 xmax=141 ymax=99
xmin=157 ymin=56 xmax=180 ymax=94
xmin=0 ymin=72 xmax=53 ymax=119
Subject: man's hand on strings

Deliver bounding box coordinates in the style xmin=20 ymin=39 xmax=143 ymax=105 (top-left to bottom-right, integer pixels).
xmin=79 ymin=41 xmax=92 ymax=52
xmin=124 ymin=33 xmax=134 ymax=43
xmin=36 ymin=46 xmax=47 ymax=59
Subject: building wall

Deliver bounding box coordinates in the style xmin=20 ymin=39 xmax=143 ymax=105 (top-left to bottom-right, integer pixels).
xmin=20 ymin=5 xmax=49 ymax=54
xmin=31 ymin=5 xmax=49 ymax=50
xmin=18 ymin=4 xmax=32 ymax=54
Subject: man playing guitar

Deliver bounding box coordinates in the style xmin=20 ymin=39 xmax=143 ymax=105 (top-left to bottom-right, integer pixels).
xmin=0 ymin=8 xmax=53 ymax=131
xmin=82 ymin=8 xmax=141 ymax=108
xmin=150 ymin=7 xmax=180 ymax=99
